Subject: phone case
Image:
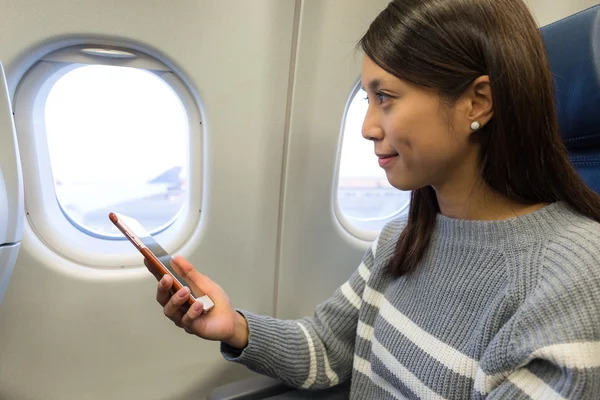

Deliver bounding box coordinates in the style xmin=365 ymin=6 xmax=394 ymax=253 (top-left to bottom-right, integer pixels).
xmin=108 ymin=212 xmax=214 ymax=312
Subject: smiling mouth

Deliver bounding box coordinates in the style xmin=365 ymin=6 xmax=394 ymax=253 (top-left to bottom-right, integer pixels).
xmin=377 ymin=154 xmax=398 ymax=168
xmin=376 ymin=152 xmax=398 ymax=159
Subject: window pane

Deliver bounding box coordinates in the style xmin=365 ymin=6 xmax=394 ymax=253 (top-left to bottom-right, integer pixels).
xmin=337 ymin=89 xmax=410 ymax=232
xmin=45 ymin=65 xmax=189 ymax=237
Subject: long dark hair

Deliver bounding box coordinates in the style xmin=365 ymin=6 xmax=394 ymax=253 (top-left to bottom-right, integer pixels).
xmin=359 ymin=0 xmax=600 ymax=277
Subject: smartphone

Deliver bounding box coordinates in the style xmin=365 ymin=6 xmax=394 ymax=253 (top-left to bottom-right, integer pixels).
xmin=108 ymin=212 xmax=214 ymax=313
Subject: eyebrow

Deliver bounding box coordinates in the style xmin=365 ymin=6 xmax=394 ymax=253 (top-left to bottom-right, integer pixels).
xmin=361 ymin=79 xmax=382 ymax=93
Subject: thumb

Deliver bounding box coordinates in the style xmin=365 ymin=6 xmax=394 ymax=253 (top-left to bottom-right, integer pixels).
xmin=171 ymin=256 xmax=222 ymax=300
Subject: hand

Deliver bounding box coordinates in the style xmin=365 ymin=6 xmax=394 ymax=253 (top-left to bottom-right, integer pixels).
xmin=153 ymin=256 xmax=249 ymax=349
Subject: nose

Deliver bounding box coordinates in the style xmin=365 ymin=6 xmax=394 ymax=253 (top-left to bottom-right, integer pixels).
xmin=361 ymin=105 xmax=383 ymax=141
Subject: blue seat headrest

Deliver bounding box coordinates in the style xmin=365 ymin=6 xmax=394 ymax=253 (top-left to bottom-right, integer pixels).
xmin=541 ymin=5 xmax=600 ymax=149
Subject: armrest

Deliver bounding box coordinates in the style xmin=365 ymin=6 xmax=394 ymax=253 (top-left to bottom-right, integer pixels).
xmin=265 ymin=381 xmax=351 ymax=399
xmin=208 ymin=376 xmax=351 ymax=400
xmin=207 ymin=376 xmax=294 ymax=400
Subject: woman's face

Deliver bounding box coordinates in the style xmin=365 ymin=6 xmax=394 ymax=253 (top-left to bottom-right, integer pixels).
xmin=361 ymin=56 xmax=480 ymax=192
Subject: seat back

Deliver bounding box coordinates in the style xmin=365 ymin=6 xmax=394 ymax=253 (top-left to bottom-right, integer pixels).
xmin=541 ymin=5 xmax=600 ymax=194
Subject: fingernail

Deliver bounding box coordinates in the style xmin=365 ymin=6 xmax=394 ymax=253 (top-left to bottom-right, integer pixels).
xmin=193 ymin=301 xmax=203 ymax=313
xmin=178 ymin=288 xmax=189 ymax=298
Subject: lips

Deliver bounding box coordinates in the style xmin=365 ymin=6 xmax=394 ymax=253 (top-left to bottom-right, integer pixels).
xmin=377 ymin=154 xmax=398 ymax=168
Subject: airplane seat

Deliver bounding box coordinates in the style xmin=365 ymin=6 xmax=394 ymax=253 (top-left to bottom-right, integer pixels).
xmin=0 ymin=61 xmax=24 ymax=307
xmin=541 ymin=4 xmax=600 ymax=194
xmin=208 ymin=5 xmax=600 ymax=400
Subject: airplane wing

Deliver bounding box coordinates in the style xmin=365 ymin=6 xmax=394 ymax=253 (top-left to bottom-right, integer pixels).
xmin=55 ymin=166 xmax=183 ymax=215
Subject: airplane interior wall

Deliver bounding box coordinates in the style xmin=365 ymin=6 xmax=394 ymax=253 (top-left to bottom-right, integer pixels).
xmin=0 ymin=1 xmax=294 ymax=399
xmin=0 ymin=0 xmax=597 ymax=399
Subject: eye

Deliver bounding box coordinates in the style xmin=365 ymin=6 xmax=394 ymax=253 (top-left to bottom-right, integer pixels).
xmin=375 ymin=92 xmax=390 ymax=104
xmin=363 ymin=91 xmax=393 ymax=105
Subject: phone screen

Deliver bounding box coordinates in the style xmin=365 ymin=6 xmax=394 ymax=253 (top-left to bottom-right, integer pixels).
xmin=116 ymin=214 xmax=182 ymax=284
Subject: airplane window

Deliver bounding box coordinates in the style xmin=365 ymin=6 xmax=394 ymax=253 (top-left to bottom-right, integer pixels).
xmin=45 ymin=65 xmax=188 ymax=238
xmin=337 ymin=88 xmax=410 ymax=233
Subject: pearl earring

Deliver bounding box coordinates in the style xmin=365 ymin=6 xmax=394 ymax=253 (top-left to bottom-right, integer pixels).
xmin=470 ymin=121 xmax=481 ymax=131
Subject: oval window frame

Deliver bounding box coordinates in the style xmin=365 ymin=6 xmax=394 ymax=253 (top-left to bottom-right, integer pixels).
xmin=13 ymin=44 xmax=203 ymax=268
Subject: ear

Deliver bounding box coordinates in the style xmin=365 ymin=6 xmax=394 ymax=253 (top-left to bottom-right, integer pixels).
xmin=466 ymin=75 xmax=494 ymax=128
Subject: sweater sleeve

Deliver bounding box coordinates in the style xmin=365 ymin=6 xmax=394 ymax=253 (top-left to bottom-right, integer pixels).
xmin=486 ymin=233 xmax=600 ymax=399
xmin=219 ymin=238 xmax=380 ymax=390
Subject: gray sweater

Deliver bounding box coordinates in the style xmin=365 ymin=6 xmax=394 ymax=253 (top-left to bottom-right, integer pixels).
xmin=222 ymin=202 xmax=600 ymax=399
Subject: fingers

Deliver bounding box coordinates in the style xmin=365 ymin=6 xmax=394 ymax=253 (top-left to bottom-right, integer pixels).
xmin=144 ymin=258 xmax=163 ymax=281
xmin=164 ymin=286 xmax=190 ymax=317
xmin=171 ymin=256 xmax=216 ymax=297
xmin=156 ymin=275 xmax=174 ymax=306
xmin=181 ymin=300 xmax=205 ymax=332
xmin=159 ymin=284 xmax=191 ymax=328
xmin=155 ymin=257 xmax=226 ymax=338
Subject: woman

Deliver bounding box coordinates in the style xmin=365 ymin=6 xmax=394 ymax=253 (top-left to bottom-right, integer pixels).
xmin=157 ymin=0 xmax=600 ymax=398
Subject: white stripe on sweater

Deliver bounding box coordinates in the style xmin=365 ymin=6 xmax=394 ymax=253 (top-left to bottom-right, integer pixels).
xmin=322 ymin=348 xmax=340 ymax=386
xmin=297 ymin=322 xmax=340 ymax=387
xmin=508 ymin=368 xmax=568 ymax=400
xmin=297 ymin=322 xmax=317 ymax=389
xmin=378 ymin=297 xmax=600 ymax=395
xmin=353 ymin=355 xmax=408 ymax=399
xmin=475 ymin=341 xmax=600 ymax=394
xmin=379 ymin=298 xmax=479 ymax=379
xmin=357 ymin=320 xmax=375 ymax=342
xmin=354 ymin=354 xmax=371 ymax=376
xmin=358 ymin=262 xmax=370 ymax=282
xmin=372 ymin=336 xmax=447 ymax=400
xmin=474 ymin=369 xmax=508 ymax=395
xmin=340 ymin=281 xmax=361 ymax=310
xmin=533 ymin=341 xmax=600 ymax=368
xmin=371 ymin=238 xmax=378 ymax=257
xmin=363 ymin=285 xmax=384 ymax=308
